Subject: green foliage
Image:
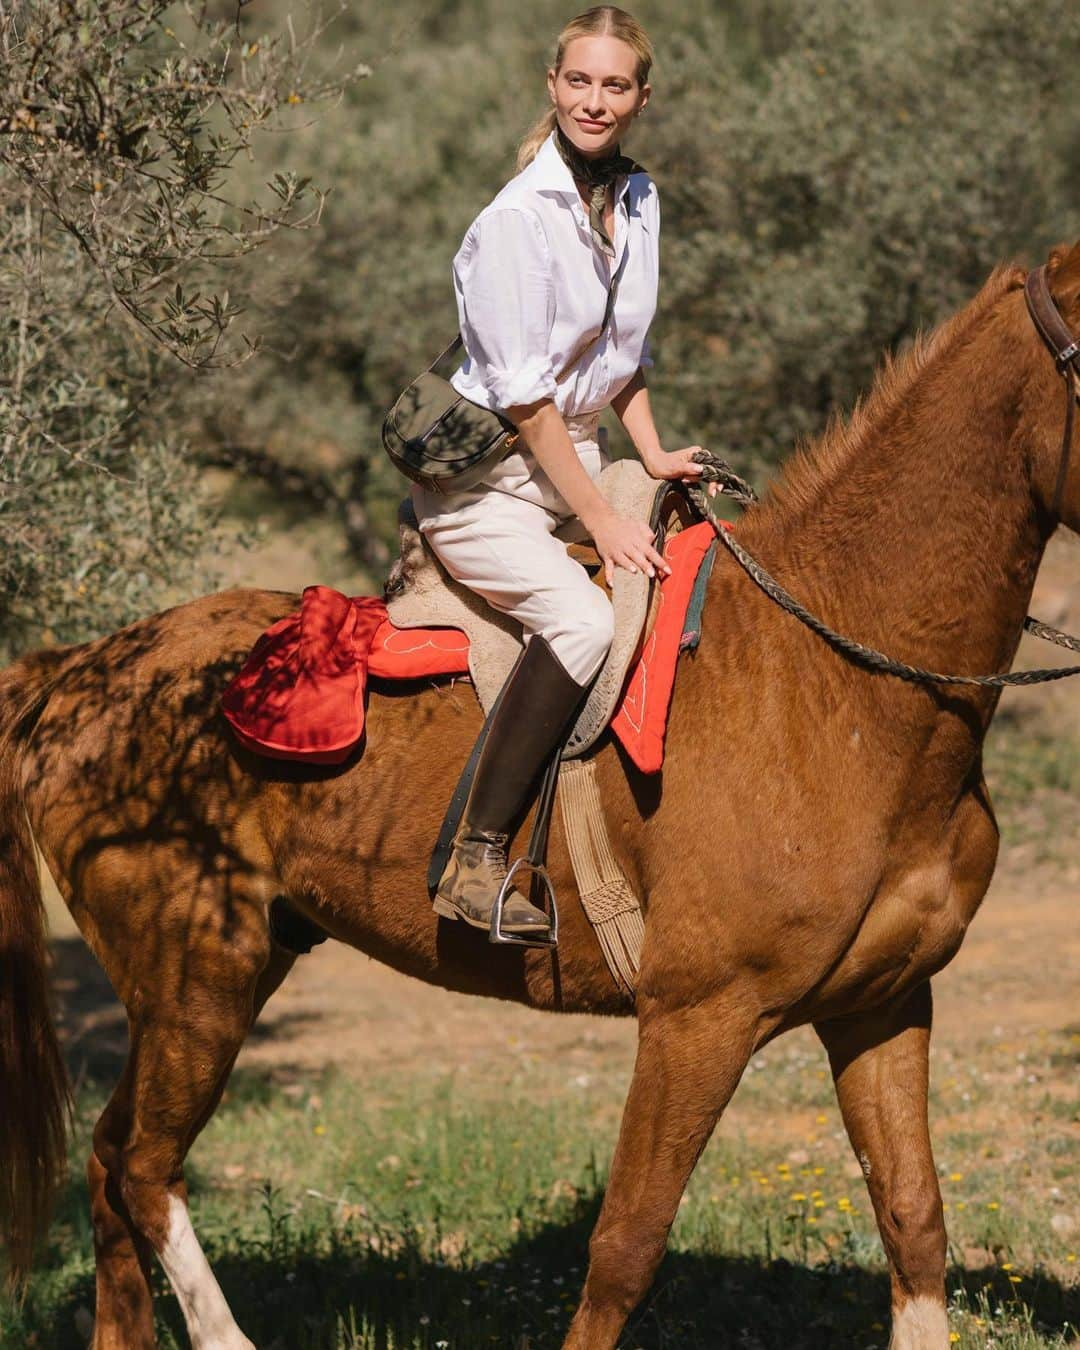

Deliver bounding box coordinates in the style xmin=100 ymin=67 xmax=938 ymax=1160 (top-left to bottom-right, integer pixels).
xmin=198 ymin=0 xmax=1080 ymax=561
xmin=3 ymin=0 xmax=1078 ymax=650
xmin=646 ymin=0 xmax=1080 ymax=473
xmin=0 ymin=0 xmax=367 ymax=655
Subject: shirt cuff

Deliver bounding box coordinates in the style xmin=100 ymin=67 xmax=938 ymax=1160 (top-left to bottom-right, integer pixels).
xmin=482 ymin=356 xmax=558 ymax=409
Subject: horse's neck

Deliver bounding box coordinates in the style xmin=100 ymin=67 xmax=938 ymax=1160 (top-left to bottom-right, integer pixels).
xmin=737 ymin=299 xmax=1046 ymax=688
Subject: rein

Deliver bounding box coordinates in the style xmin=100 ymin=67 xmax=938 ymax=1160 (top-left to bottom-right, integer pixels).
xmin=684 ymin=264 xmax=1080 ymax=689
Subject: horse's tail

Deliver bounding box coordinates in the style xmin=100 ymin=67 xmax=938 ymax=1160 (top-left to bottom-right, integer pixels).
xmin=0 ymin=651 xmax=72 ymax=1284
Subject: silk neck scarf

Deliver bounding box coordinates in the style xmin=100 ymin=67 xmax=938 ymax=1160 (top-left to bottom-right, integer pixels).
xmin=552 ymin=123 xmax=645 ymax=259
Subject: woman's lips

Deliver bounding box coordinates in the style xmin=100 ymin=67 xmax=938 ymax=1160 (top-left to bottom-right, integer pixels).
xmin=576 ymin=118 xmax=610 ymax=129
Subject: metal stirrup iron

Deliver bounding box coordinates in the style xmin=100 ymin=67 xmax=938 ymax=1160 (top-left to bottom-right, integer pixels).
xmin=489 ymin=744 xmax=562 ymax=949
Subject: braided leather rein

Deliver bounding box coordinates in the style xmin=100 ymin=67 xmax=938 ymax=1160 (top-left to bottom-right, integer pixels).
xmin=681 ymin=265 xmax=1080 ymax=689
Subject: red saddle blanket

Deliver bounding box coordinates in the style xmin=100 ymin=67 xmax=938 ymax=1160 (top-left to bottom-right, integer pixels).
xmin=222 ymin=521 xmax=720 ymax=774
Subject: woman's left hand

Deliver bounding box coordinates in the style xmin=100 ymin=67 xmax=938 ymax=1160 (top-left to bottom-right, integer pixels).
xmin=643 ymin=446 xmax=718 ymax=495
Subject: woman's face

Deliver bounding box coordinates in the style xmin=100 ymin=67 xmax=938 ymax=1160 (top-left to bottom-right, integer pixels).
xmin=547 ymin=34 xmax=650 ymax=159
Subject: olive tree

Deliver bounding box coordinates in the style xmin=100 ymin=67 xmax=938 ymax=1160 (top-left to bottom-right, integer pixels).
xmin=0 ymin=0 xmax=368 ymax=656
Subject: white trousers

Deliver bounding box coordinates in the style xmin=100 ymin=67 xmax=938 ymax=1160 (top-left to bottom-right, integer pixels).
xmin=410 ymin=417 xmax=615 ymax=684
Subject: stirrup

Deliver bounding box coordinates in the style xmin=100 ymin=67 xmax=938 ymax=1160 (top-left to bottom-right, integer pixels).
xmin=489 ymin=856 xmax=559 ymax=949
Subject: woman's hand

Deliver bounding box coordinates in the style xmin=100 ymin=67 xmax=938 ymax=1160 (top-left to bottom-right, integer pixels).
xmin=587 ymin=509 xmax=672 ymax=588
xmin=644 ymin=446 xmax=703 ymax=481
xmin=643 ymin=446 xmax=718 ymax=495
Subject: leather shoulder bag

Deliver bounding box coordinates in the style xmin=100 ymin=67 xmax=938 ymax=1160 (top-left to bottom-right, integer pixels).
xmin=382 ymin=252 xmax=627 ymax=495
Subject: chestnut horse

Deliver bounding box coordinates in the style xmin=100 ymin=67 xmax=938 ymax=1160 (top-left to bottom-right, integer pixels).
xmin=2 ymin=241 xmax=1079 ymax=1350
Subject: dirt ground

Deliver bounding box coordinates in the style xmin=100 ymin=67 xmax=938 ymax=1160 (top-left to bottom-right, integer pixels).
xmin=43 ymin=531 xmax=1080 ymax=1135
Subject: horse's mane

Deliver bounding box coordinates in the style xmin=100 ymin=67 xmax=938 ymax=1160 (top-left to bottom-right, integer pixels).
xmin=750 ymin=262 xmax=1026 ymax=526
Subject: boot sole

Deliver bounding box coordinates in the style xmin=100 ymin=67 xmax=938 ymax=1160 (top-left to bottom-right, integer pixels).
xmin=431 ymin=895 xmax=551 ymax=938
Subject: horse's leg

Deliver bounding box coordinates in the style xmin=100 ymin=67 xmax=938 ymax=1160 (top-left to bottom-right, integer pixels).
xmin=82 ymin=872 xmax=278 ymax=1350
xmin=815 ymin=982 xmax=948 ymax=1350
xmin=87 ymin=930 xmax=297 ymax=1349
xmin=88 ymin=1047 xmax=157 ymax=1350
xmin=563 ymin=997 xmax=756 ymax=1350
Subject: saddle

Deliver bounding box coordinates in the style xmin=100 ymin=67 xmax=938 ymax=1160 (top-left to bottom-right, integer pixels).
xmin=384 ymin=459 xmax=700 ymax=758
xmin=223 ymin=459 xmax=718 ymax=983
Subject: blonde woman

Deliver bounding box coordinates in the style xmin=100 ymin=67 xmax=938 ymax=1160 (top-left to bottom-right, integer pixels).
xmin=414 ymin=5 xmax=707 ymax=941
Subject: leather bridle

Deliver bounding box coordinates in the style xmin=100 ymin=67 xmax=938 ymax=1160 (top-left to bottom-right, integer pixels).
xmin=1024 ymin=263 xmax=1080 ymax=519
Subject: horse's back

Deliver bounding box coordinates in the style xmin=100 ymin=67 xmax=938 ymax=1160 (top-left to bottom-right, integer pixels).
xmin=18 ymin=587 xmax=298 ymax=836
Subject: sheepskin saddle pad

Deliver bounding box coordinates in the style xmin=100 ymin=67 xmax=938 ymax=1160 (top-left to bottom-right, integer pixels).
xmin=384 ymin=459 xmax=698 ymax=759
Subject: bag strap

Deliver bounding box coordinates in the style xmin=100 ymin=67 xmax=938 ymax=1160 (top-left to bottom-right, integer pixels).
xmin=426 ymin=333 xmax=464 ymax=373
xmin=431 ymin=248 xmax=629 ymax=388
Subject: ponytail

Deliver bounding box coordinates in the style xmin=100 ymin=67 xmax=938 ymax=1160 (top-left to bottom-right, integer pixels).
xmin=516 ymin=107 xmax=558 ymax=172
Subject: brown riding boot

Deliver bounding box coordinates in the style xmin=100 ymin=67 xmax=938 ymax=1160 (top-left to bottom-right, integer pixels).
xmin=433 ymin=636 xmax=590 ymax=938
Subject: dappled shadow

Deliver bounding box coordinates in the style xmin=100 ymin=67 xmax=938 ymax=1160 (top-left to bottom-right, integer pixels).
xmin=51 ymin=933 xmax=128 ymax=1083
xmin=17 ymin=1175 xmax=1079 ymax=1349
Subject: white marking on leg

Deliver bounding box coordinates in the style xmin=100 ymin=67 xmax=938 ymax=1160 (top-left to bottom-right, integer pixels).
xmin=158 ymin=1194 xmax=255 ymax=1350
xmin=890 ymin=1295 xmax=949 ymax=1349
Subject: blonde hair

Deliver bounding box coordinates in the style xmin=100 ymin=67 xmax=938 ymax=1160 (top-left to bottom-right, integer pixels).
xmin=515 ymin=7 xmax=654 ymax=172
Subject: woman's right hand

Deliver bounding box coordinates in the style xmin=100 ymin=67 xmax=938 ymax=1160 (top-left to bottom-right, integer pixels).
xmin=587 ymin=509 xmax=672 ymax=588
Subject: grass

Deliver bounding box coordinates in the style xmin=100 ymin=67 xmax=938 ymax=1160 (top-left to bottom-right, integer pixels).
xmin=983 ymin=712 xmax=1080 ymax=861
xmin=3 ymin=1022 xmax=1076 ymax=1349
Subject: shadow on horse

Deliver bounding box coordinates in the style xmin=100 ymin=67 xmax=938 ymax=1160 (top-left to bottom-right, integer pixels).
xmin=2 ymin=241 xmax=1079 ymax=1349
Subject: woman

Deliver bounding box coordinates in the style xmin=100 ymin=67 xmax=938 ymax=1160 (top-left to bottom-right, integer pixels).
xmin=413 ymin=6 xmax=707 ymax=941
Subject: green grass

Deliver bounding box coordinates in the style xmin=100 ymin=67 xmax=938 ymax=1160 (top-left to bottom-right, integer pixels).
xmin=983 ymin=714 xmax=1080 ymax=860
xmin=3 ymin=1024 xmax=1076 ymax=1349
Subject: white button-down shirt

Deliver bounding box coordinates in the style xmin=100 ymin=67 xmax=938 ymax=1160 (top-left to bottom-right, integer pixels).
xmin=448 ymin=129 xmax=659 ymax=420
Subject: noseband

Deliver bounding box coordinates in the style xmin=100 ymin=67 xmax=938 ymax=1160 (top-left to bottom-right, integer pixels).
xmin=1024 ymin=264 xmax=1080 ymax=518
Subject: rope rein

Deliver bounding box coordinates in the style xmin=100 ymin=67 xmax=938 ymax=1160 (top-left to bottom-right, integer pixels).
xmin=682 ymin=451 xmax=1080 ymax=689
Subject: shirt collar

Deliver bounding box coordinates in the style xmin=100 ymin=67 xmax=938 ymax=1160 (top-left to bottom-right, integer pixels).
xmin=528 ymin=129 xmax=633 ymax=205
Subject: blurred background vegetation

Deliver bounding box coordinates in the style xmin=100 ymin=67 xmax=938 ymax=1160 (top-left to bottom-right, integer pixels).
xmin=1 ymin=0 xmax=1078 ymax=658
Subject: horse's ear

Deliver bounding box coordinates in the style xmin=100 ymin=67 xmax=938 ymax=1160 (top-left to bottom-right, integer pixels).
xmin=1047 ymin=239 xmax=1080 ymax=317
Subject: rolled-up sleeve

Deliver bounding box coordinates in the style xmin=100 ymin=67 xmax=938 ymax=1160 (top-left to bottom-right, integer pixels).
xmin=452 ymin=208 xmax=557 ymax=410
